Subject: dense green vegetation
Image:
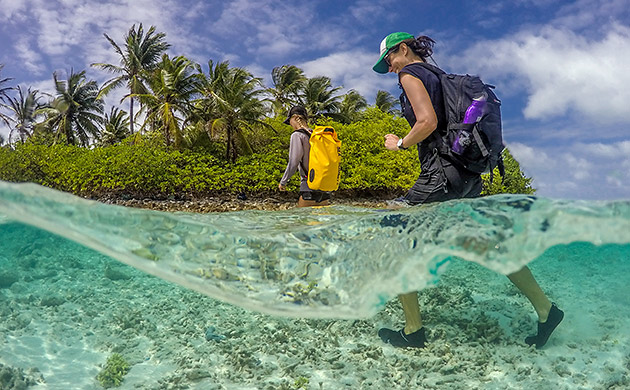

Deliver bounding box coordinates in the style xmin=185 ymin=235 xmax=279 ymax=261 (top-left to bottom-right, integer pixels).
xmin=0 ymin=110 xmax=533 ymax=198
xmin=0 ymin=25 xmax=534 ymax=200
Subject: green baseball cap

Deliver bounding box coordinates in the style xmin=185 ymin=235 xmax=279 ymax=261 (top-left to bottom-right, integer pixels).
xmin=372 ymin=32 xmax=414 ymax=74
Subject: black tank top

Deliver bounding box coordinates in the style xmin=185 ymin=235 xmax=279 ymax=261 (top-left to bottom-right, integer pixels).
xmin=398 ymin=62 xmax=446 ymax=164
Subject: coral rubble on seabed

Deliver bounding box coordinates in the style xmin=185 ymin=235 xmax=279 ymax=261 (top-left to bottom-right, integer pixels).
xmin=0 ymin=225 xmax=628 ymax=389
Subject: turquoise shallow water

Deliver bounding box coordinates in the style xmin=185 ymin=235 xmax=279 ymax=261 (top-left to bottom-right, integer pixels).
xmin=0 ymin=181 xmax=629 ymax=389
xmin=0 ymin=181 xmax=629 ymax=319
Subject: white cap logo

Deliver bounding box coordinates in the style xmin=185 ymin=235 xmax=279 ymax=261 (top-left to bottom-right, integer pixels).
xmin=379 ymin=37 xmax=388 ymax=56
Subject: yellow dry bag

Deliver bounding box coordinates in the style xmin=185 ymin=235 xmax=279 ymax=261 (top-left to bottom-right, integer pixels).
xmin=307 ymin=126 xmax=341 ymax=191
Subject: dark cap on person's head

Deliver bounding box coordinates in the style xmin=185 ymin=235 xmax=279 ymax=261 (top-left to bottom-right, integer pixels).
xmin=284 ymin=106 xmax=308 ymax=124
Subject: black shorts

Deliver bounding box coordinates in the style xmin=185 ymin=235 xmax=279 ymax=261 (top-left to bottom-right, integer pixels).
xmin=300 ymin=190 xmax=331 ymax=203
xmin=398 ymin=156 xmax=482 ymax=206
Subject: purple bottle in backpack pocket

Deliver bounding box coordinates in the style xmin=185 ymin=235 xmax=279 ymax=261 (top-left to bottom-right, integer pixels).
xmin=463 ymin=95 xmax=487 ymax=124
xmin=452 ymin=95 xmax=487 ymax=155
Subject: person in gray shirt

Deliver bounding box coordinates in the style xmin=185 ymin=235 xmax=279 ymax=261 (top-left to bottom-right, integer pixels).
xmin=278 ymin=106 xmax=331 ymax=207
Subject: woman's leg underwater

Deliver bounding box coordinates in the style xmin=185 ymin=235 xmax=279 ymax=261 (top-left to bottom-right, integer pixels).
xmin=508 ymin=266 xmax=564 ymax=348
xmin=399 ymin=291 xmax=423 ymax=334
xmin=507 ymin=266 xmax=552 ymax=321
xmin=378 ymin=292 xmax=427 ymax=348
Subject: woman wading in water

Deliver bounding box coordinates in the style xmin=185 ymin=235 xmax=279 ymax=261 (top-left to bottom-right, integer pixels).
xmin=373 ymin=32 xmax=564 ymax=349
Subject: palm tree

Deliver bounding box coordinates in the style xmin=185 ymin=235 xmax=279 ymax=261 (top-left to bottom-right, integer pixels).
xmin=92 ymin=24 xmax=170 ymax=135
xmin=4 ymin=86 xmax=43 ymax=144
xmin=98 ymin=107 xmax=130 ymax=146
xmin=300 ymin=76 xmax=342 ymax=121
xmin=337 ymin=89 xmax=367 ymax=124
xmin=375 ymin=90 xmax=400 ymax=115
xmin=0 ymin=64 xmax=14 ymax=128
xmin=196 ymin=60 xmax=271 ymax=162
xmin=267 ymin=65 xmax=306 ymax=116
xmin=35 ymin=70 xmax=104 ymax=146
xmin=133 ymin=54 xmax=201 ymax=148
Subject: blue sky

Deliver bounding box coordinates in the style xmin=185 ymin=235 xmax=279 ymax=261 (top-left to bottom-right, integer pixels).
xmin=1 ymin=0 xmax=629 ymax=200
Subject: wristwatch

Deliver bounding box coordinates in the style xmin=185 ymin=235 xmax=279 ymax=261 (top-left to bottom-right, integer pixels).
xmin=397 ymin=138 xmax=408 ymax=150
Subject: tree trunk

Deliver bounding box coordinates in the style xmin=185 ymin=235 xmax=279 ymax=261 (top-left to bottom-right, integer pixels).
xmin=164 ymin=118 xmax=171 ymax=147
xmin=226 ymin=128 xmax=232 ymax=161
xmin=129 ymin=96 xmax=135 ymax=136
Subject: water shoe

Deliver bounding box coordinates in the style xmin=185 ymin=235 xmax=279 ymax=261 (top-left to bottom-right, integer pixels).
xmin=525 ymin=302 xmax=564 ymax=349
xmin=378 ymin=327 xmax=427 ymax=348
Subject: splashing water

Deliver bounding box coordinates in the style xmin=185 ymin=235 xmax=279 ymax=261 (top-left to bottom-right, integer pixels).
xmin=1 ymin=181 xmax=629 ymax=319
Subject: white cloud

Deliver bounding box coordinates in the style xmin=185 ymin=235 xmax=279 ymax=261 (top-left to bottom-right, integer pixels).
xmin=606 ymin=174 xmax=623 ymax=188
xmin=349 ymin=0 xmax=396 ymax=24
xmin=14 ymin=37 xmax=46 ymax=75
xmin=299 ymin=50 xmax=393 ymax=100
xmin=459 ymin=24 xmax=630 ymax=123
xmin=562 ymin=153 xmax=593 ymax=181
xmin=13 ymin=0 xmax=209 ymax=72
xmin=254 ymin=23 xmax=300 ymax=57
xmin=0 ymin=0 xmax=27 ymax=20
xmin=552 ymin=0 xmax=630 ymax=32
xmin=510 ymin=140 xmax=630 ymax=199
xmin=551 ymin=180 xmax=579 ymax=196
xmin=243 ymin=63 xmax=268 ymax=84
xmin=209 ymin=0 xmax=360 ymax=62
xmin=27 ymin=78 xmax=57 ymax=97
xmin=573 ymin=140 xmax=630 ymax=158
xmin=506 ymin=142 xmax=555 ymax=171
xmin=211 ymin=0 xmax=310 ymax=59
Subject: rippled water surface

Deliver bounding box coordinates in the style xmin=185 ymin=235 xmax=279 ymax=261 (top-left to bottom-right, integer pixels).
xmin=2 ymin=181 xmax=629 ymax=319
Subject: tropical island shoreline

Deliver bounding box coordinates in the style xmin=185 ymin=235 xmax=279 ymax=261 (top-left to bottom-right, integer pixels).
xmin=94 ymin=191 xmax=394 ymax=213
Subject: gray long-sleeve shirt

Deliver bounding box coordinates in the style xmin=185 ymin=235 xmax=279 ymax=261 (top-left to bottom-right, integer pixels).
xmin=280 ymin=129 xmax=311 ymax=191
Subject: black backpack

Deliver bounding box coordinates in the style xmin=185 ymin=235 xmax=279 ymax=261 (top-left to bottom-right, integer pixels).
xmin=417 ymin=63 xmax=505 ymax=177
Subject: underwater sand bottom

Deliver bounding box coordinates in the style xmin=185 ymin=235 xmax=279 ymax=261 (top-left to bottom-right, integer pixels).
xmin=0 ymin=231 xmax=628 ymax=390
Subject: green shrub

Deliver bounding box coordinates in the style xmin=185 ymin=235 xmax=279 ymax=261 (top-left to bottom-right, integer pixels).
xmin=0 ymin=112 xmax=534 ymax=198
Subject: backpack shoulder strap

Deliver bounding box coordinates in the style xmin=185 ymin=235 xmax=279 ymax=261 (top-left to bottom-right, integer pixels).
xmin=400 ymin=62 xmax=445 ymax=76
xmin=294 ymin=128 xmax=311 ymax=138
xmin=406 ymin=63 xmax=450 ymax=144
xmin=416 ymin=62 xmax=446 ymax=76
xmin=398 ymin=62 xmax=445 ymax=87
xmin=292 ymin=128 xmax=311 ymax=178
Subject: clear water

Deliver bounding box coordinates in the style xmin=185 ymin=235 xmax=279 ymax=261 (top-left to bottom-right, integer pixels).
xmin=1 ymin=181 xmax=629 ymax=319
xmin=1 ymin=181 xmax=629 ymax=389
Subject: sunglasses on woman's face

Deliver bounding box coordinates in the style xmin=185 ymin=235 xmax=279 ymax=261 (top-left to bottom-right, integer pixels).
xmin=384 ymin=45 xmax=400 ymax=67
